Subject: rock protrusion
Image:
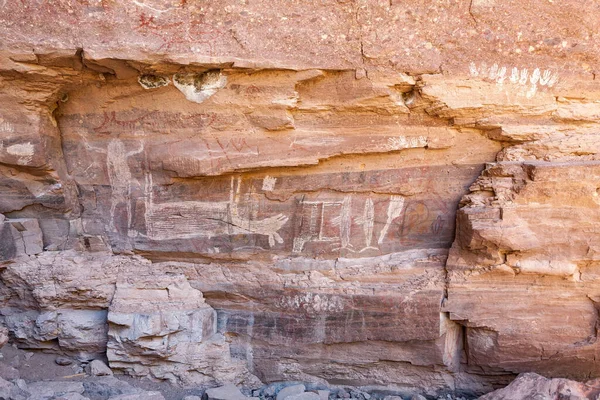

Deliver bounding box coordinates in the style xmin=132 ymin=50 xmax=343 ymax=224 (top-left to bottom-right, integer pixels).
xmin=204 ymin=383 xmax=250 ymax=400
xmin=173 ymin=70 xmax=227 ymax=104
xmin=479 ymin=372 xmax=600 ymax=400
xmin=86 ymin=359 xmax=113 ymax=376
xmin=0 ymin=324 xmax=8 ymax=349
xmin=107 ymin=274 xmax=260 ymax=387
xmin=276 ymin=385 xmax=306 ymax=400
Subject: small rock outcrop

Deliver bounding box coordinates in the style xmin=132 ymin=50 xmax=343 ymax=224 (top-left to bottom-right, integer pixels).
xmin=276 ymin=385 xmax=306 ymax=400
xmin=479 ymin=373 xmax=600 ymax=400
xmin=107 ymin=274 xmax=259 ymax=387
xmin=85 ymin=359 xmax=113 ymax=377
xmin=204 ymin=383 xmax=252 ymax=400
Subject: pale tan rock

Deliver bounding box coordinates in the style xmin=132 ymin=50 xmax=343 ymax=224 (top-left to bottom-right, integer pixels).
xmin=479 ymin=373 xmax=600 ymax=400
xmin=0 ymin=324 xmax=8 ymax=348
xmin=205 ymin=384 xmax=248 ymax=400
xmin=276 ymin=385 xmax=305 ymax=400
xmin=86 ymin=359 xmax=113 ymax=376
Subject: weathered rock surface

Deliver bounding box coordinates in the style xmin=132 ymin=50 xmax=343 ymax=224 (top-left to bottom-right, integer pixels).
xmin=444 ymin=162 xmax=600 ymax=378
xmin=204 ymin=383 xmax=250 ymax=400
xmin=26 ymin=381 xmax=85 ymax=399
xmin=285 ymin=393 xmax=320 ymax=400
xmin=0 ymin=324 xmax=8 ymax=348
xmin=1 ymin=0 xmax=600 ymax=398
xmin=107 ymin=274 xmax=259 ymax=386
xmin=85 ymin=359 xmax=113 ymax=376
xmin=276 ymin=385 xmax=306 ymax=400
xmin=108 ymin=392 xmax=165 ymax=400
xmin=479 ymin=373 xmax=600 ymax=400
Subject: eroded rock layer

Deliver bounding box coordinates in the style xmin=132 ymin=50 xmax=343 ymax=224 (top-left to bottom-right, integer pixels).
xmin=1 ymin=0 xmax=600 ymax=397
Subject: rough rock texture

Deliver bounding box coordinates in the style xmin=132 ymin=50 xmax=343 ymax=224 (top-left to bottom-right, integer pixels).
xmin=479 ymin=373 xmax=600 ymax=400
xmin=1 ymin=0 xmax=600 ymax=398
xmin=107 ymin=274 xmax=259 ymax=386
xmin=205 ymin=383 xmax=251 ymax=400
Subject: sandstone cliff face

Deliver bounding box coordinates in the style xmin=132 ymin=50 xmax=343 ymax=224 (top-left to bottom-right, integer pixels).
xmin=0 ymin=0 xmax=599 ymax=397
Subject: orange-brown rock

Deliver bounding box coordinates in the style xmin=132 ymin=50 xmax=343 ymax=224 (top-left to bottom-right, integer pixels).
xmin=1 ymin=0 xmax=600 ymax=397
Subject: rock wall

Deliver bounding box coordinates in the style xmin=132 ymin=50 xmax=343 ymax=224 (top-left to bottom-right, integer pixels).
xmin=1 ymin=0 xmax=600 ymax=397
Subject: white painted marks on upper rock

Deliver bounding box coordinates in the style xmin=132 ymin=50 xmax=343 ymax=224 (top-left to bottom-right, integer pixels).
xmin=378 ymin=195 xmax=405 ymax=245
xmin=173 ymin=70 xmax=227 ymax=104
xmin=6 ymin=142 xmax=34 ymax=165
xmin=469 ymin=62 xmax=559 ymax=98
xmin=0 ymin=118 xmax=14 ymax=133
xmin=262 ymin=176 xmax=277 ymax=191
xmin=387 ymin=135 xmax=427 ymax=151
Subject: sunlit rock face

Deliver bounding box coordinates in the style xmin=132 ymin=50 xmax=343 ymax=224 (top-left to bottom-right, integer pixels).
xmin=1 ymin=0 xmax=600 ymax=396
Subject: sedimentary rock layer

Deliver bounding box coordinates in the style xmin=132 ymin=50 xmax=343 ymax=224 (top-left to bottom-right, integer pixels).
xmin=1 ymin=0 xmax=600 ymax=397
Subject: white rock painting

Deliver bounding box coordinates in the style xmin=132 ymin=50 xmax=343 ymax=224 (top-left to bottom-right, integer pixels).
xmin=469 ymin=62 xmax=559 ymax=98
xmin=145 ymin=175 xmax=289 ymax=247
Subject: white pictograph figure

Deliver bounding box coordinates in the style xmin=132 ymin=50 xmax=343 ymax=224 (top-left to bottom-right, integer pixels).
xmin=145 ymin=176 xmax=288 ymax=247
xmin=229 ymin=177 xmax=288 ymax=247
xmin=469 ymin=62 xmax=559 ymax=98
xmin=510 ymin=67 xmax=520 ymax=84
xmin=378 ymin=195 xmax=405 ymax=244
xmin=292 ymin=196 xmax=353 ymax=253
xmin=356 ymin=198 xmax=378 ymax=252
xmin=6 ymin=142 xmax=34 ymax=165
xmin=84 ymin=138 xmax=144 ymax=232
xmin=262 ymin=176 xmax=277 ymax=191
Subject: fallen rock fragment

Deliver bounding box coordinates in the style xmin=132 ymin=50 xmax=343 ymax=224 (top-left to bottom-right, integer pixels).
xmin=0 ymin=325 xmax=9 ymax=348
xmin=173 ymin=70 xmax=227 ymax=104
xmin=0 ymin=377 xmax=15 ymax=399
xmin=58 ymin=394 xmax=91 ymax=400
xmin=55 ymin=356 xmax=74 ymax=366
xmin=204 ymin=383 xmax=248 ymax=400
xmin=82 ymin=376 xmax=141 ymax=398
xmin=317 ymin=390 xmax=330 ymax=400
xmin=478 ymin=373 xmax=600 ymax=400
xmin=0 ymin=363 xmax=20 ymax=380
xmin=285 ymin=393 xmax=320 ymax=400
xmin=85 ymin=359 xmax=113 ymax=376
xmin=108 ymin=392 xmax=165 ymax=400
xmin=276 ymin=384 xmax=306 ymax=400
xmin=26 ymin=380 xmax=85 ymax=399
